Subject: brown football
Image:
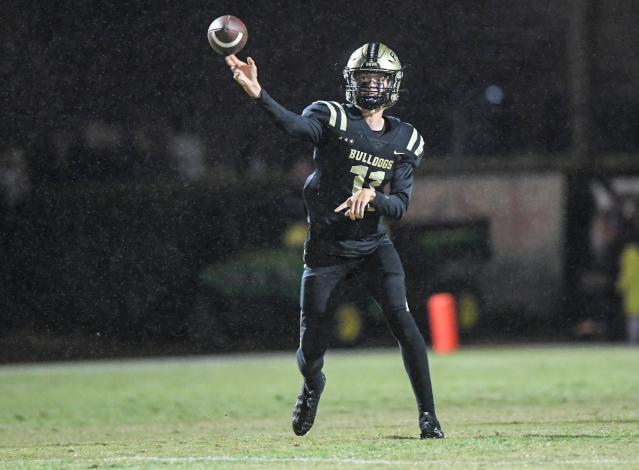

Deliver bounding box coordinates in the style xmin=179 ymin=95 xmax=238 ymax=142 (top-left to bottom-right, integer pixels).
xmin=207 ymin=15 xmax=248 ymax=56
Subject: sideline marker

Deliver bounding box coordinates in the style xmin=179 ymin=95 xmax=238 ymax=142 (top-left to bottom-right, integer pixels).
xmin=427 ymin=293 xmax=459 ymax=353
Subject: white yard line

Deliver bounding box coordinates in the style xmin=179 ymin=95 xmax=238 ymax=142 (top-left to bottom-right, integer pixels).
xmin=20 ymin=455 xmax=639 ymax=467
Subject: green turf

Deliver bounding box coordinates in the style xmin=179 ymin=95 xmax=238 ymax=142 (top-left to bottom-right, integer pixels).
xmin=0 ymin=346 xmax=638 ymax=469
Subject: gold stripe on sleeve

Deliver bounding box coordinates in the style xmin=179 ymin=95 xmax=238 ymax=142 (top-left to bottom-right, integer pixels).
xmin=406 ymin=127 xmax=418 ymax=151
xmin=331 ymin=102 xmax=348 ymax=131
xmin=415 ymin=135 xmax=424 ymax=156
xmin=316 ymin=101 xmax=337 ymax=127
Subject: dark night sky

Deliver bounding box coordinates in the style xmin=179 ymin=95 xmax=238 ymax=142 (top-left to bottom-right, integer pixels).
xmin=2 ymin=1 xmax=566 ymax=154
xmin=2 ymin=0 xmax=639 ymax=160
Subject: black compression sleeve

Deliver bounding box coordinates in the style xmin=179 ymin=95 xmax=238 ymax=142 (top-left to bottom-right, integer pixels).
xmin=256 ymin=90 xmax=324 ymax=144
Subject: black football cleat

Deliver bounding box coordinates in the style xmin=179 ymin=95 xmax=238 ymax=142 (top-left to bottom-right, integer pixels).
xmin=292 ymin=373 xmax=326 ymax=436
xmin=419 ymin=412 xmax=445 ymax=439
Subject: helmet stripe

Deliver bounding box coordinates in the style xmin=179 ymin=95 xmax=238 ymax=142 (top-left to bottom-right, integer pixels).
xmin=406 ymin=127 xmax=418 ymax=151
xmin=316 ymin=101 xmax=337 ymax=127
xmin=331 ymin=101 xmax=348 ymax=131
xmin=366 ymin=42 xmax=379 ymax=63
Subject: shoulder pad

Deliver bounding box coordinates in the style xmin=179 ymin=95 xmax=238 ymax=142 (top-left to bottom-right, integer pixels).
xmin=302 ymin=100 xmax=348 ymax=131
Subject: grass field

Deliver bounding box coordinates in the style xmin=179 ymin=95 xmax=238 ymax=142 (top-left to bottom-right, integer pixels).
xmin=0 ymin=346 xmax=638 ymax=469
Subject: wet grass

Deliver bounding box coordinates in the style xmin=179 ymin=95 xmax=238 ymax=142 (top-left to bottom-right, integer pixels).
xmin=0 ymin=345 xmax=638 ymax=468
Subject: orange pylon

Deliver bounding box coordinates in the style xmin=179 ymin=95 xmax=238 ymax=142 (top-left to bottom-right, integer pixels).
xmin=427 ymin=293 xmax=459 ymax=354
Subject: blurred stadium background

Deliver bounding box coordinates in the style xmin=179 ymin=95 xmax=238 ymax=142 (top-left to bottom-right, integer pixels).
xmin=2 ymin=0 xmax=639 ymax=361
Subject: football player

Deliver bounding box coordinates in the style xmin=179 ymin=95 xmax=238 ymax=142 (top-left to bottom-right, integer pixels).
xmin=225 ymin=42 xmax=444 ymax=439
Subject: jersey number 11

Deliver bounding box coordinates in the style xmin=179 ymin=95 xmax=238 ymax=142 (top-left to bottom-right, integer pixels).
xmin=350 ymin=165 xmax=385 ymax=212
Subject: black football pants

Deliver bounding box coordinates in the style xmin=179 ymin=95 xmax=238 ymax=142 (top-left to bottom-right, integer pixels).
xmin=297 ymin=243 xmax=436 ymax=415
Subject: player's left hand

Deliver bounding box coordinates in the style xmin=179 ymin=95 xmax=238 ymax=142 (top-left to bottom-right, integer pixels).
xmin=335 ymin=188 xmax=376 ymax=220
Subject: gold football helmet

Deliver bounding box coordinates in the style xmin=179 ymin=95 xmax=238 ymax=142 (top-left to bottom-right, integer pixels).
xmin=343 ymin=42 xmax=403 ymax=110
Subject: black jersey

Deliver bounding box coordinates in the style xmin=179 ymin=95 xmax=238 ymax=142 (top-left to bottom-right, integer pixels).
xmin=257 ymin=90 xmax=424 ymax=257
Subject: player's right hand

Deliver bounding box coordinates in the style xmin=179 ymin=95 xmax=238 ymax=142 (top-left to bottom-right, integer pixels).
xmin=225 ymin=55 xmax=262 ymax=99
xmin=335 ymin=188 xmax=376 ymax=221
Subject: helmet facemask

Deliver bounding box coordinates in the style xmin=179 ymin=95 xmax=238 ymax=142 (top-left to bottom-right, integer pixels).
xmin=343 ymin=43 xmax=403 ymax=110
xmin=344 ymin=69 xmax=403 ymax=110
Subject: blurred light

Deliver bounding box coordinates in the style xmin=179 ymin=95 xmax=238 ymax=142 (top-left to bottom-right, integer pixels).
xmin=458 ymin=291 xmax=479 ymax=330
xmin=335 ymin=303 xmax=362 ymax=344
xmin=484 ymin=84 xmax=504 ymax=105
xmin=283 ymin=222 xmax=308 ymax=248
